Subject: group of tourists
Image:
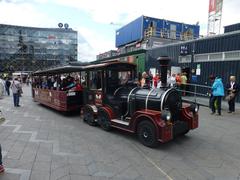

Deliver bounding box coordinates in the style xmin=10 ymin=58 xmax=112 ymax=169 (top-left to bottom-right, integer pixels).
xmin=209 ymin=75 xmax=239 ymax=115
xmin=33 ymin=75 xmax=83 ymax=91
xmin=139 ymin=71 xmax=187 ymax=95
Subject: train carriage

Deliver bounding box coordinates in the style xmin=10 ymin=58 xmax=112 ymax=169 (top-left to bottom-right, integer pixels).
xmin=32 ymin=66 xmax=84 ymax=112
xmin=82 ymin=57 xmax=199 ymax=147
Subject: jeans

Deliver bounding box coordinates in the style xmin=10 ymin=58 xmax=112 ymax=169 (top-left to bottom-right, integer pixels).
xmin=13 ymin=93 xmax=20 ymax=106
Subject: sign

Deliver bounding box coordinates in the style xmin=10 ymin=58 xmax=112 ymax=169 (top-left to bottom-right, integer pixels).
xmin=180 ymin=45 xmax=189 ymax=55
xmin=209 ymin=0 xmax=216 ymax=13
xmin=196 ymin=64 xmax=201 ymax=75
xmin=209 ymin=0 xmax=223 ymax=13
xmin=196 ymin=69 xmax=201 ymax=75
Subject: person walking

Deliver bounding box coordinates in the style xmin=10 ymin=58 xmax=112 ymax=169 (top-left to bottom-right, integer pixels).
xmin=0 ymin=144 xmax=4 ymax=173
xmin=211 ymin=77 xmax=224 ymax=115
xmin=5 ymin=78 xmax=11 ymax=96
xmin=226 ymin=76 xmax=239 ymax=113
xmin=10 ymin=78 xmax=22 ymax=107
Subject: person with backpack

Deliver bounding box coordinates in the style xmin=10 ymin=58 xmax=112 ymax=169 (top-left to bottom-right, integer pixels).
xmin=10 ymin=78 xmax=22 ymax=107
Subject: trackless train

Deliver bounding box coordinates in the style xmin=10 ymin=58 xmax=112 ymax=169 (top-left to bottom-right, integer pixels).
xmin=32 ymin=57 xmax=199 ymax=147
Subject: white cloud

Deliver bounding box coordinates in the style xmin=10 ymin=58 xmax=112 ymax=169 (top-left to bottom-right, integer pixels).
xmin=77 ymin=26 xmax=115 ymax=61
xmin=0 ymin=1 xmax=55 ymax=28
xmin=52 ymin=0 xmax=209 ymax=33
xmin=1 ymin=0 xmax=240 ymax=62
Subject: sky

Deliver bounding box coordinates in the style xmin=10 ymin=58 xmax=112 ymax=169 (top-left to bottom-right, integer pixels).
xmin=0 ymin=0 xmax=240 ymax=62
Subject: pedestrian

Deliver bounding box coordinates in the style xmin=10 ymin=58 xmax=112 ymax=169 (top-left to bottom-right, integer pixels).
xmin=226 ymin=76 xmax=239 ymax=113
xmin=5 ymin=78 xmax=11 ymax=96
xmin=211 ymin=77 xmax=224 ymax=115
xmin=0 ymin=144 xmax=4 ymax=173
xmin=140 ymin=72 xmax=149 ymax=88
xmin=208 ymin=75 xmax=215 ymax=110
xmin=10 ymin=78 xmax=22 ymax=107
xmin=175 ymin=73 xmax=181 ymax=89
xmin=169 ymin=74 xmax=176 ymax=87
xmin=152 ymin=73 xmax=160 ymax=88
xmin=0 ymin=78 xmax=5 ymax=98
xmin=181 ymin=72 xmax=187 ymax=96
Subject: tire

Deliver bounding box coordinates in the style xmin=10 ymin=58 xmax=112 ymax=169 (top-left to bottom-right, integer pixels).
xmin=98 ymin=109 xmax=111 ymax=131
xmin=137 ymin=120 xmax=158 ymax=148
xmin=83 ymin=106 xmax=96 ymax=126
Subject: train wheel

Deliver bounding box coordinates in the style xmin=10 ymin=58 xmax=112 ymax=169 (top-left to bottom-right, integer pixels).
xmin=137 ymin=121 xmax=158 ymax=148
xmin=98 ymin=109 xmax=111 ymax=131
xmin=83 ymin=106 xmax=96 ymax=126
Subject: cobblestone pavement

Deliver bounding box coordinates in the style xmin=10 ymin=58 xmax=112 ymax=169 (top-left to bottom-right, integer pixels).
xmin=0 ymin=86 xmax=240 ymax=180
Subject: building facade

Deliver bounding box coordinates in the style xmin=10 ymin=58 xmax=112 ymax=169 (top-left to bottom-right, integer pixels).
xmin=0 ymin=24 xmax=77 ymax=72
xmin=146 ymin=30 xmax=240 ymax=102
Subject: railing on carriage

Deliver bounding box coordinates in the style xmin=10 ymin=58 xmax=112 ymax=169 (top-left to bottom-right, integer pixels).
xmin=175 ymin=83 xmax=212 ymax=107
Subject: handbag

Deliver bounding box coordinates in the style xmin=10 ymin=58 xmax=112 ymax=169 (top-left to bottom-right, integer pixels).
xmin=17 ymin=87 xmax=23 ymax=96
xmin=225 ymin=92 xmax=235 ymax=101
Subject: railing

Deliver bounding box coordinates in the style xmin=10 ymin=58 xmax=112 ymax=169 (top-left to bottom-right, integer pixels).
xmin=144 ymin=28 xmax=198 ymax=40
xmin=175 ymin=83 xmax=212 ymax=106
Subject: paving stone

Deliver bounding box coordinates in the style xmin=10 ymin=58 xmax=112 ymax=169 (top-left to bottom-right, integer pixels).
xmin=33 ymin=161 xmax=51 ymax=172
xmin=50 ymin=165 xmax=70 ymax=180
xmin=30 ymin=170 xmax=50 ymax=180
xmin=70 ymin=175 xmax=92 ymax=180
xmin=0 ymin=172 xmax=21 ymax=180
xmin=69 ymin=164 xmax=89 ymax=176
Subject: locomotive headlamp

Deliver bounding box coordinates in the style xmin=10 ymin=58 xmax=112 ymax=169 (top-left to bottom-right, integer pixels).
xmin=161 ymin=111 xmax=171 ymax=121
xmin=190 ymin=104 xmax=199 ymax=113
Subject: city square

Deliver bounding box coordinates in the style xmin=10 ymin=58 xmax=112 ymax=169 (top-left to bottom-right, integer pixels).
xmin=0 ymin=86 xmax=240 ymax=180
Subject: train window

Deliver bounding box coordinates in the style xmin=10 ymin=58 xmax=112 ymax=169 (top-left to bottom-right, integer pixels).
xmin=119 ymin=71 xmax=131 ymax=85
xmin=89 ymin=71 xmax=102 ymax=90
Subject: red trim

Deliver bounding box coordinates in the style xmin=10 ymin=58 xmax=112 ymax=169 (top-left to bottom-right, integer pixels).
xmin=181 ymin=106 xmax=199 ymax=129
xmin=100 ymin=106 xmax=114 ymax=119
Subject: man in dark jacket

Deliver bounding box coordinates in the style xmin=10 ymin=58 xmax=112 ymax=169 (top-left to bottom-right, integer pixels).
xmin=5 ymin=78 xmax=11 ymax=96
xmin=226 ymin=76 xmax=239 ymax=113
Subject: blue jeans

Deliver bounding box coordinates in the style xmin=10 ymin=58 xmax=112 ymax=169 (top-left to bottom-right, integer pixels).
xmin=13 ymin=93 xmax=20 ymax=106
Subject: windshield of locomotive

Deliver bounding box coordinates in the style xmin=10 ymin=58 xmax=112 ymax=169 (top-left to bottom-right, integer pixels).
xmin=107 ymin=70 xmax=135 ymax=94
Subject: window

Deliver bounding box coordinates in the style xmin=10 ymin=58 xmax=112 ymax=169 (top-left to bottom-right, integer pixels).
xmin=89 ymin=71 xmax=102 ymax=90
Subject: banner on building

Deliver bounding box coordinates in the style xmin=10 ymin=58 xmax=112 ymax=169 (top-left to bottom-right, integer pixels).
xmin=209 ymin=0 xmax=223 ymax=13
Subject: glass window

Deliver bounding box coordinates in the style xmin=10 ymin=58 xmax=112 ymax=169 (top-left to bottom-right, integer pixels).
xmin=89 ymin=71 xmax=102 ymax=90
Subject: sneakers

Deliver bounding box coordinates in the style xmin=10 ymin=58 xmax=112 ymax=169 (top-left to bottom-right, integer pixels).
xmin=0 ymin=165 xmax=4 ymax=173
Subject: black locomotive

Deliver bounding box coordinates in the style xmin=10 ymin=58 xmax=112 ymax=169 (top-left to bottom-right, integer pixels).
xmin=82 ymin=57 xmax=199 ymax=147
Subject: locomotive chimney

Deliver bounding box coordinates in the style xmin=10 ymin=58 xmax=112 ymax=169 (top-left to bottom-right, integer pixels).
xmin=157 ymin=56 xmax=170 ymax=87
